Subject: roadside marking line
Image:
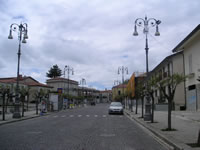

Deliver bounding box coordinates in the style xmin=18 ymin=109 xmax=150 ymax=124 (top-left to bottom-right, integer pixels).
xmin=78 ymin=115 xmax=82 ymax=117
xmin=53 ymin=116 xmax=58 ymax=118
xmin=61 ymin=115 xmax=66 ymax=117
xmin=69 ymin=115 xmax=74 ymax=117
xmin=94 ymin=115 xmax=98 ymax=117
xmin=86 ymin=115 xmax=90 ymax=117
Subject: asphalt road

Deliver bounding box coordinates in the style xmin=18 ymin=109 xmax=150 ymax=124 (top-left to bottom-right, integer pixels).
xmin=0 ymin=103 xmax=167 ymax=150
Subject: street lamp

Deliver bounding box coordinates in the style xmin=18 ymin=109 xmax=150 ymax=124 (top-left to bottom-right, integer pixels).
xmin=64 ymin=65 xmax=74 ymax=96
xmin=133 ymin=16 xmax=161 ymax=121
xmin=8 ymin=23 xmax=28 ymax=118
xmin=80 ymin=78 xmax=86 ymax=97
xmin=118 ymin=66 xmax=128 ymax=107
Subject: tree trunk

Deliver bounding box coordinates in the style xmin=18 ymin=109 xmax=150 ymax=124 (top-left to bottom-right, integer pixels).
xmin=131 ymin=99 xmax=133 ymax=112
xmin=5 ymin=95 xmax=9 ymax=113
xmin=27 ymin=93 xmax=29 ymax=111
xmin=136 ymin=99 xmax=138 ymax=114
xmin=21 ymin=96 xmax=25 ymax=117
xmin=151 ymin=97 xmax=155 ymax=123
xmin=2 ymin=94 xmax=5 ymax=121
xmin=168 ymin=100 xmax=172 ymax=130
xmin=197 ymin=129 xmax=200 ymax=146
xmin=141 ymin=97 xmax=144 ymax=118
xmin=36 ymin=98 xmax=39 ymax=115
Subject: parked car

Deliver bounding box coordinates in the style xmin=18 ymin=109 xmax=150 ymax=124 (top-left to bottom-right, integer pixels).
xmin=108 ymin=102 xmax=123 ymax=115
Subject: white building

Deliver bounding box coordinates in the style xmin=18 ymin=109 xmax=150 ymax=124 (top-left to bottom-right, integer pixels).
xmin=46 ymin=77 xmax=79 ymax=96
xmin=148 ymin=52 xmax=186 ymax=110
xmin=172 ymin=24 xmax=200 ymax=111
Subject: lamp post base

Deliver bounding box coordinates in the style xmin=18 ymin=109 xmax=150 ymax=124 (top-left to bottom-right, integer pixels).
xmin=144 ymin=103 xmax=151 ymax=121
xmin=12 ymin=103 xmax=21 ymax=118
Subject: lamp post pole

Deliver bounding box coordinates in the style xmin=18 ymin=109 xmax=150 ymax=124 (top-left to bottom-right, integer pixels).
xmin=133 ymin=16 xmax=161 ymax=121
xmin=64 ymin=65 xmax=74 ymax=96
xmin=8 ymin=23 xmax=28 ymax=118
xmin=80 ymin=78 xmax=86 ymax=97
xmin=118 ymin=66 xmax=128 ymax=107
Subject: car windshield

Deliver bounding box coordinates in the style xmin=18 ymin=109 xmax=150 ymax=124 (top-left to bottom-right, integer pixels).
xmin=110 ymin=102 xmax=122 ymax=106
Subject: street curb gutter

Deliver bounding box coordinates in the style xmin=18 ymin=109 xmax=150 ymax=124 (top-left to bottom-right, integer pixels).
xmin=125 ymin=111 xmax=184 ymax=150
xmin=0 ymin=113 xmax=50 ymax=126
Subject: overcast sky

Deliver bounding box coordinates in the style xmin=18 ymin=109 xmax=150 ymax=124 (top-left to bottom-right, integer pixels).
xmin=0 ymin=0 xmax=199 ymax=90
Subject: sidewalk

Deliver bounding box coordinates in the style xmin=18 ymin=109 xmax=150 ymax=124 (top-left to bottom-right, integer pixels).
xmin=0 ymin=104 xmax=86 ymax=126
xmin=0 ymin=110 xmax=45 ymax=126
xmin=125 ymin=106 xmax=200 ymax=150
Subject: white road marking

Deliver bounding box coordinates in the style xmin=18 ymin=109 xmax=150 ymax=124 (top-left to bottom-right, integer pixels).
xmin=86 ymin=115 xmax=90 ymax=117
xmin=78 ymin=115 xmax=82 ymax=117
xmin=103 ymin=115 xmax=106 ymax=117
xmin=53 ymin=116 xmax=58 ymax=118
xmin=61 ymin=115 xmax=66 ymax=117
xmin=69 ymin=115 xmax=74 ymax=117
xmin=94 ymin=115 xmax=98 ymax=117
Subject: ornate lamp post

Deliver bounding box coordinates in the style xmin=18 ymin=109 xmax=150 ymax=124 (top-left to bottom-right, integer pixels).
xmin=133 ymin=16 xmax=161 ymax=121
xmin=64 ymin=65 xmax=74 ymax=96
xmin=118 ymin=66 xmax=128 ymax=107
xmin=80 ymin=78 xmax=86 ymax=97
xmin=8 ymin=23 xmax=28 ymax=118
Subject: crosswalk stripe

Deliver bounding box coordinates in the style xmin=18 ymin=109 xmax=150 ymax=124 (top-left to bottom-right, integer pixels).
xmin=49 ymin=115 xmax=124 ymax=118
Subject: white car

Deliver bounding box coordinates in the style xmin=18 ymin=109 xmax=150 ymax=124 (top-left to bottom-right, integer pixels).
xmin=108 ymin=102 xmax=123 ymax=115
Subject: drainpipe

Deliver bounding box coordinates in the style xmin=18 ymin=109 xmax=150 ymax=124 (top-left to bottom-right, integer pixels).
xmin=182 ymin=52 xmax=187 ymax=110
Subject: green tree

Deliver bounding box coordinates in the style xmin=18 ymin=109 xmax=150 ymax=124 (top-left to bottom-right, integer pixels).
xmin=34 ymin=89 xmax=46 ymax=114
xmin=46 ymin=64 xmax=62 ymax=78
xmin=135 ymin=81 xmax=145 ymax=117
xmin=0 ymin=85 xmax=10 ymax=120
xmin=147 ymin=77 xmax=157 ymax=123
xmin=155 ymin=73 xmax=186 ymax=130
xmin=19 ymin=86 xmax=30 ymax=117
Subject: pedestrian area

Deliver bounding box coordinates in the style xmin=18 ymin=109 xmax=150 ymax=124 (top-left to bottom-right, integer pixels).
xmin=0 ymin=110 xmax=39 ymax=126
xmin=125 ymin=107 xmax=200 ymax=150
xmin=45 ymin=114 xmax=124 ymax=118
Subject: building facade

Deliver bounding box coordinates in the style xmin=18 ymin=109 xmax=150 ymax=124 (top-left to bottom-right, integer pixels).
xmin=172 ymin=24 xmax=200 ymax=111
xmin=46 ymin=77 xmax=79 ymax=96
xmin=0 ymin=75 xmax=52 ymax=103
xmin=112 ymin=84 xmax=127 ymax=101
xmin=148 ymin=52 xmax=186 ymax=110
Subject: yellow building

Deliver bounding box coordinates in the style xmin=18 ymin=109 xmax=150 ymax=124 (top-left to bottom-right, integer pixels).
xmin=112 ymin=84 xmax=127 ymax=101
xmin=126 ymin=73 xmax=135 ymax=99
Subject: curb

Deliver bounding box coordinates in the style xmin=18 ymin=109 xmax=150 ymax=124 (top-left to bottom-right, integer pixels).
xmin=0 ymin=113 xmax=50 ymax=126
xmin=125 ymin=110 xmax=184 ymax=150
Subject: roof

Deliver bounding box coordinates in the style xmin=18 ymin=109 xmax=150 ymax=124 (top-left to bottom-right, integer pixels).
xmin=46 ymin=77 xmax=78 ymax=85
xmin=150 ymin=51 xmax=183 ymax=74
xmin=172 ymin=24 xmax=200 ymax=53
xmin=0 ymin=76 xmax=52 ymax=88
xmin=100 ymin=90 xmax=112 ymax=93
xmin=112 ymin=84 xmax=127 ymax=89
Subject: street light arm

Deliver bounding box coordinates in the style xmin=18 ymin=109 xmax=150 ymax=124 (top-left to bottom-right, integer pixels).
xmin=135 ymin=18 xmax=145 ymax=27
